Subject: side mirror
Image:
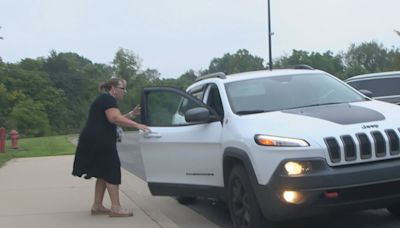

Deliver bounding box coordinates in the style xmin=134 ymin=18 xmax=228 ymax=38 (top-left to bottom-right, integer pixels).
xmin=185 ymin=107 xmax=219 ymax=123
xmin=358 ymin=89 xmax=373 ymax=98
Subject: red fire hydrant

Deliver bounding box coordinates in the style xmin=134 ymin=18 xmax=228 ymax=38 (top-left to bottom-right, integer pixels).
xmin=0 ymin=127 xmax=5 ymax=153
xmin=9 ymin=129 xmax=19 ymax=149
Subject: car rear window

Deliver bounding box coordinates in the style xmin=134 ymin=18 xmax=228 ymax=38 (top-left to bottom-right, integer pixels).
xmin=347 ymin=76 xmax=400 ymax=97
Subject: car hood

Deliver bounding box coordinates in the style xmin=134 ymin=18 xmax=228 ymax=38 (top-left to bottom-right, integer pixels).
xmin=238 ymin=100 xmax=400 ymax=145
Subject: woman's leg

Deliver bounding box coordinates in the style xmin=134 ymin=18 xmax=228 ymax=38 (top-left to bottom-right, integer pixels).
xmin=105 ymin=182 xmax=121 ymax=207
xmin=94 ymin=178 xmax=107 ymax=207
xmin=91 ymin=178 xmax=109 ymax=214
xmin=105 ymin=182 xmax=133 ymax=217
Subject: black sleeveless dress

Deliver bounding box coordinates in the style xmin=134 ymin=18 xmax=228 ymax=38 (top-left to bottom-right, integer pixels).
xmin=72 ymin=93 xmax=121 ymax=184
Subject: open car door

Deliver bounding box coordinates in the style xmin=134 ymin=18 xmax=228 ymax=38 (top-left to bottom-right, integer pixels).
xmin=139 ymin=87 xmax=223 ymax=197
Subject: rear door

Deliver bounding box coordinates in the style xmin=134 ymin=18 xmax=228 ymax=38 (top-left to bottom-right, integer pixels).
xmin=139 ymin=87 xmax=223 ymax=196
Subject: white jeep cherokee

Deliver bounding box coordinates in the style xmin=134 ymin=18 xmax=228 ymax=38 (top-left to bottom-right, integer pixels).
xmin=138 ymin=68 xmax=400 ymax=227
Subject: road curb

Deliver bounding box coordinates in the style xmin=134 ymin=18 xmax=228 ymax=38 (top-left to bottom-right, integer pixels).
xmin=121 ymin=169 xmax=180 ymax=228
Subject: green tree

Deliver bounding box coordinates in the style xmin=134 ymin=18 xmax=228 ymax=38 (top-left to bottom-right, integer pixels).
xmin=176 ymin=70 xmax=197 ymax=89
xmin=275 ymin=50 xmax=313 ymax=67
xmin=275 ymin=50 xmax=345 ymax=78
xmin=0 ymin=62 xmax=69 ymax=134
xmin=43 ymin=51 xmax=99 ymax=132
xmin=112 ymin=48 xmax=141 ymax=82
xmin=207 ymin=49 xmax=265 ymax=75
xmin=139 ymin=68 xmax=160 ymax=82
xmin=83 ymin=63 xmax=114 ymax=81
xmin=344 ymin=41 xmax=389 ymax=78
xmin=387 ymin=47 xmax=400 ymax=70
xmin=44 ymin=50 xmax=93 ymax=74
xmin=0 ymin=83 xmax=25 ymax=127
xmin=7 ymin=98 xmax=51 ymax=137
xmin=19 ymin=58 xmax=45 ymax=71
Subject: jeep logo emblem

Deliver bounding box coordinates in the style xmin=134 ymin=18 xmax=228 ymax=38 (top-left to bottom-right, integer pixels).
xmin=362 ymin=124 xmax=379 ymax=129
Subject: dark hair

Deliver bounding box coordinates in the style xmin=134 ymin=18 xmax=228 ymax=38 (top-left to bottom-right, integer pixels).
xmin=99 ymin=78 xmax=124 ymax=91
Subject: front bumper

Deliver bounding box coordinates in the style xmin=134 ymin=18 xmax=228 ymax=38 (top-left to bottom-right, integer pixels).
xmin=254 ymin=158 xmax=400 ymax=220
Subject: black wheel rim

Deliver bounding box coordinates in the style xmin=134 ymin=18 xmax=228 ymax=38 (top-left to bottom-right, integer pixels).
xmin=230 ymin=176 xmax=251 ymax=228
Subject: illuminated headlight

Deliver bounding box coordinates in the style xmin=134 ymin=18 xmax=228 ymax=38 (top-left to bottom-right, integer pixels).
xmin=284 ymin=161 xmax=312 ymax=176
xmin=282 ymin=191 xmax=304 ymax=204
xmin=254 ymin=134 xmax=309 ymax=147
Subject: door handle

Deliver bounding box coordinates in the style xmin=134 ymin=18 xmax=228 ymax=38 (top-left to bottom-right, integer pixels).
xmin=143 ymin=132 xmax=162 ymax=138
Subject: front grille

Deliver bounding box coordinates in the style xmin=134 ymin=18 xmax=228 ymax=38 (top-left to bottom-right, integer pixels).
xmin=372 ymin=131 xmax=386 ymax=157
xmin=356 ymin=133 xmax=372 ymax=159
xmin=386 ymin=129 xmax=400 ymax=155
xmin=324 ymin=129 xmax=400 ymax=166
xmin=340 ymin=135 xmax=356 ymax=161
xmin=324 ymin=137 xmax=340 ymax=163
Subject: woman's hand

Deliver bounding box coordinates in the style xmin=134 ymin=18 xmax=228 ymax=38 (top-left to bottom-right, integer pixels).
xmin=136 ymin=123 xmax=150 ymax=133
xmin=106 ymin=107 xmax=149 ymax=132
xmin=125 ymin=105 xmax=141 ymax=118
xmin=130 ymin=105 xmax=141 ymax=116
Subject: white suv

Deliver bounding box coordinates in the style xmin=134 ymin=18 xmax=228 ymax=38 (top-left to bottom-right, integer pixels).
xmin=138 ymin=68 xmax=400 ymax=228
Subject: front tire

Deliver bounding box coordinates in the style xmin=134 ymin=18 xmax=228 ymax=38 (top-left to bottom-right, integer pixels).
xmin=227 ymin=165 xmax=266 ymax=228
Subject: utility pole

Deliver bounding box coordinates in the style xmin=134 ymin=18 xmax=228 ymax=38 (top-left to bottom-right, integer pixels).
xmin=267 ymin=0 xmax=273 ymax=70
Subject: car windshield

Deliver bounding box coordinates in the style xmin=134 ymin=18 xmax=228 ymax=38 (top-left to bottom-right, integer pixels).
xmin=225 ymin=73 xmax=366 ymax=114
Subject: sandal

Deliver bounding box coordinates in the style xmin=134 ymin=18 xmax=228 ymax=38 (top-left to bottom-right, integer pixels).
xmin=109 ymin=207 xmax=134 ymax=217
xmin=91 ymin=206 xmax=110 ymax=215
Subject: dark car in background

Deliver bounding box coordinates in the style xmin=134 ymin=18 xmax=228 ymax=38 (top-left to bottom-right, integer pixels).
xmin=345 ymin=71 xmax=400 ymax=105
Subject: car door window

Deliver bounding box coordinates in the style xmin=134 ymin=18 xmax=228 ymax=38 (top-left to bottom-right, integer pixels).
xmin=188 ymin=85 xmax=206 ymax=100
xmin=206 ymin=84 xmax=224 ymax=119
xmin=142 ymin=88 xmax=209 ymax=126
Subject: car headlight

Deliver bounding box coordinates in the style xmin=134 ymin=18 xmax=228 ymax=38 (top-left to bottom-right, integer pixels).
xmin=282 ymin=191 xmax=304 ymax=204
xmin=254 ymin=134 xmax=309 ymax=147
xmin=283 ymin=161 xmax=312 ymax=176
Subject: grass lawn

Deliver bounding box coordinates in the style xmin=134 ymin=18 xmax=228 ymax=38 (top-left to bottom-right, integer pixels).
xmin=0 ymin=135 xmax=76 ymax=168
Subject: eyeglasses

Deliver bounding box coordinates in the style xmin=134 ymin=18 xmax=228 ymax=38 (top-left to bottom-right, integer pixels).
xmin=115 ymin=87 xmax=127 ymax=92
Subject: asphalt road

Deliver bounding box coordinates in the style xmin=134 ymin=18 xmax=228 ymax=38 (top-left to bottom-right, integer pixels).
xmin=118 ymin=132 xmax=400 ymax=228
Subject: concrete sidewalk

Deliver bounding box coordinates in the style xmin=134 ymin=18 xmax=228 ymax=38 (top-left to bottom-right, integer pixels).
xmin=0 ymin=155 xmax=180 ymax=228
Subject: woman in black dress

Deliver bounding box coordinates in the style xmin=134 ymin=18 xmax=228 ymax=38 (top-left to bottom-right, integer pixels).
xmin=72 ymin=78 xmax=149 ymax=217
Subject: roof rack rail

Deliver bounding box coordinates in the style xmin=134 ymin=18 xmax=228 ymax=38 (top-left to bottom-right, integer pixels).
xmin=195 ymin=72 xmax=226 ymax=82
xmin=285 ymin=64 xmax=314 ymax=70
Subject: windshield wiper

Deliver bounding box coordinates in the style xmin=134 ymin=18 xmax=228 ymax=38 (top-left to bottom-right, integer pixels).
xmin=236 ymin=110 xmax=267 ymax=115
xmin=288 ymin=102 xmax=345 ymax=110
xmin=307 ymin=102 xmax=345 ymax=107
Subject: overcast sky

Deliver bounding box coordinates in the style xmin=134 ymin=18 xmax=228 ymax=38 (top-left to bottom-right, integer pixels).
xmin=0 ymin=0 xmax=399 ymax=78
